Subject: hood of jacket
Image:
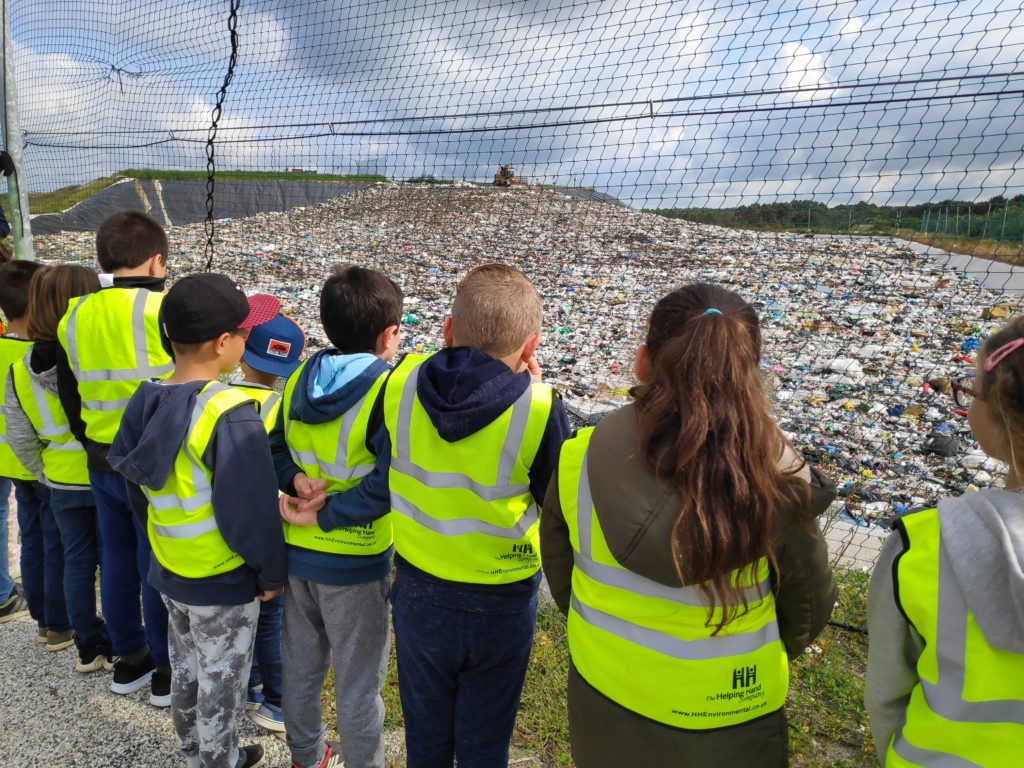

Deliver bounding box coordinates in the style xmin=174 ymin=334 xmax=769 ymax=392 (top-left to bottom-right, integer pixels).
xmin=416 ymin=347 xmax=530 ymax=442
xmin=108 ymin=380 xmax=204 ymax=490
xmin=287 ymin=348 xmax=389 ymax=426
xmin=939 ymin=488 xmax=1024 ymax=653
xmin=26 ymin=341 xmax=59 ymax=396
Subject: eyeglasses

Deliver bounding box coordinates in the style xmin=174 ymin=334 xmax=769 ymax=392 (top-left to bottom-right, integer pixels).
xmin=951 ymin=375 xmax=976 ymax=409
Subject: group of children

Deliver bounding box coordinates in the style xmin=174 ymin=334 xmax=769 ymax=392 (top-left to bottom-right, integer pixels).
xmin=0 ymin=206 xmax=1020 ymax=768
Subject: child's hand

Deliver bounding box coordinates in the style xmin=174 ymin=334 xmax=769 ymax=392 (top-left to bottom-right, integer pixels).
xmin=526 ymin=355 xmax=543 ymax=382
xmin=293 ymin=472 xmax=327 ymax=500
xmin=279 ymin=494 xmax=321 ymax=527
xmin=258 ymin=589 xmax=282 ymax=602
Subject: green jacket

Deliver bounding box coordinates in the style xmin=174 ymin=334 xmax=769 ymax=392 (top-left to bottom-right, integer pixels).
xmin=540 ymin=403 xmax=837 ymax=767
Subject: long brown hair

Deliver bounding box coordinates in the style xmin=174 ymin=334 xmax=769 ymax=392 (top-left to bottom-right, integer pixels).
xmin=27 ymin=264 xmax=100 ymax=342
xmin=633 ymin=283 xmax=808 ymax=632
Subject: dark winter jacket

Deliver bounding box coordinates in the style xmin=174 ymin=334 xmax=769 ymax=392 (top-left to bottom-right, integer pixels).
xmin=56 ymin=275 xmax=166 ymax=473
xmin=541 ymin=403 xmax=837 ymax=767
xmin=269 ymin=347 xmax=394 ymax=587
xmin=109 ymin=379 xmax=287 ymax=606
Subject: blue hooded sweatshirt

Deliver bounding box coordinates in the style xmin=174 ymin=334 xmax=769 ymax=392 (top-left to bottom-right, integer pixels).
xmin=297 ymin=347 xmax=572 ymax=596
xmin=109 ymin=380 xmax=287 ymax=606
xmin=269 ymin=348 xmax=394 ymax=587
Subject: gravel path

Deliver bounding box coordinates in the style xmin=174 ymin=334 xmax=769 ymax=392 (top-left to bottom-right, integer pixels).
xmin=0 ymin=614 xmax=291 ymax=768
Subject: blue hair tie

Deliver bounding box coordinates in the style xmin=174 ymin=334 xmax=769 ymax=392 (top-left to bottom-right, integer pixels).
xmin=703 ymin=308 xmax=723 ymax=316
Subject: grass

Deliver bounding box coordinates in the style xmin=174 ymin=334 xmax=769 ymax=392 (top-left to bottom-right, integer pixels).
xmin=318 ymin=569 xmax=873 ymax=767
xmin=26 ymin=169 xmax=387 ymax=214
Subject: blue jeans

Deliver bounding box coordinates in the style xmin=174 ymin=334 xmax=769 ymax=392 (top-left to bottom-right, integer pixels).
xmin=0 ymin=477 xmax=13 ymax=601
xmin=50 ymin=488 xmax=108 ymax=647
xmin=15 ymin=480 xmax=70 ymax=631
xmin=247 ymin=592 xmax=284 ymax=708
xmin=90 ymin=469 xmax=168 ymax=665
xmin=391 ymin=563 xmax=538 ymax=768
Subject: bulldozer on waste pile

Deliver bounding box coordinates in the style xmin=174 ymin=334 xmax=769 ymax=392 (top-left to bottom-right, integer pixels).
xmin=493 ymin=164 xmax=526 ymax=187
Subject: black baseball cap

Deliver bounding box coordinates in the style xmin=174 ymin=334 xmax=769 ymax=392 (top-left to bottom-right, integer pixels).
xmin=160 ymin=273 xmax=280 ymax=344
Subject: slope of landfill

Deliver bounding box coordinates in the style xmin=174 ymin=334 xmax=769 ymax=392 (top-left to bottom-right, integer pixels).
xmin=35 ymin=184 xmax=1016 ymax=529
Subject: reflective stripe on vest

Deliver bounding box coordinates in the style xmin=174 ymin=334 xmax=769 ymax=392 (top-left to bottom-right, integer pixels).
xmin=888 ymin=507 xmax=1024 ymax=767
xmin=145 ymin=382 xmax=256 ymax=578
xmin=10 ymin=351 xmax=89 ymax=486
xmin=385 ymin=354 xmax=551 ymax=584
xmin=230 ymin=383 xmax=281 ymax=434
xmin=0 ymin=337 xmax=34 ymax=480
xmin=281 ymin=358 xmax=391 ymax=556
xmin=58 ymin=289 xmax=173 ymax=444
xmin=559 ymin=428 xmax=787 ymax=729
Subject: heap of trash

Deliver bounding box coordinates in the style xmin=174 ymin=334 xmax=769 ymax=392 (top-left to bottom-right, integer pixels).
xmin=34 ymin=184 xmax=1019 ymax=530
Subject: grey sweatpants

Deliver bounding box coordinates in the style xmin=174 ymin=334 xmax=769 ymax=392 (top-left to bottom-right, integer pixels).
xmin=282 ymin=574 xmax=390 ymax=768
xmin=164 ymin=596 xmax=260 ymax=768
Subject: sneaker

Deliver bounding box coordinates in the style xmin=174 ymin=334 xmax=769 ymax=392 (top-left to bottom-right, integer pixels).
xmin=238 ymin=744 xmax=265 ymax=768
xmin=33 ymin=626 xmax=49 ymax=643
xmin=251 ymin=701 xmax=285 ymax=733
xmin=292 ymin=744 xmax=344 ymax=768
xmin=150 ymin=665 xmax=171 ymax=708
xmin=46 ymin=629 xmax=75 ymax=652
xmin=76 ymin=637 xmax=113 ymax=673
xmin=0 ymin=592 xmax=28 ymax=623
xmin=110 ymin=650 xmax=155 ymax=694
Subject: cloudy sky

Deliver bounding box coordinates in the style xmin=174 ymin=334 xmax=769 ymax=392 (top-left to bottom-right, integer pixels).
xmin=10 ymin=0 xmax=1024 ymax=207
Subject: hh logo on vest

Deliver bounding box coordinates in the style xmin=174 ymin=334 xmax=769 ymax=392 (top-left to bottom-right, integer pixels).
xmin=733 ymin=665 xmax=757 ymax=689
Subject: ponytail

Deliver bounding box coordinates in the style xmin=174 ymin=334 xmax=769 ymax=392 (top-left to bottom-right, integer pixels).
xmin=633 ymin=283 xmax=808 ymax=633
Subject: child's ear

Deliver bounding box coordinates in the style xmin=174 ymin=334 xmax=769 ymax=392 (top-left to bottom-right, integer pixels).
xmin=147 ymin=253 xmax=166 ymax=277
xmin=375 ymin=324 xmax=399 ymax=354
xmin=212 ymin=332 xmax=232 ymax=355
xmin=442 ymin=316 xmax=455 ymax=348
xmin=520 ymin=332 xmax=541 ymax=363
xmin=634 ymin=343 xmax=651 ymax=383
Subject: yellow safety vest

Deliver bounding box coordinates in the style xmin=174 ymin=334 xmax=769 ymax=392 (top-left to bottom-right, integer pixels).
xmin=558 ymin=428 xmax=788 ymax=729
xmin=57 ymin=288 xmax=173 ymax=445
xmin=9 ymin=351 xmax=89 ymax=486
xmin=144 ymin=382 xmax=257 ymax=579
xmin=0 ymin=336 xmax=34 ymax=480
xmin=281 ymin=358 xmax=392 ymax=556
xmin=384 ymin=354 xmax=552 ymax=584
xmin=887 ymin=507 xmax=1024 ymax=766
xmin=230 ymin=382 xmax=282 ymax=433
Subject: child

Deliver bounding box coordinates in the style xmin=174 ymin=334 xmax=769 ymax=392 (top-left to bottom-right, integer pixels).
xmin=229 ymin=304 xmax=306 ymax=734
xmin=109 ymin=273 xmax=286 ymax=768
xmin=275 ymin=265 xmax=401 ymax=768
xmin=56 ymin=210 xmax=173 ymax=702
xmin=866 ymin=316 xmax=1024 ymax=765
xmin=541 ymin=284 xmax=837 ymax=767
xmin=6 ymin=264 xmax=113 ymax=671
xmin=374 ymin=263 xmax=569 ymax=767
xmin=0 ymin=260 xmax=72 ymax=650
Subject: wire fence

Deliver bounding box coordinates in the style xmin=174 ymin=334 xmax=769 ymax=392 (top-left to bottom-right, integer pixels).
xmin=6 ymin=0 xmax=1024 ymax=632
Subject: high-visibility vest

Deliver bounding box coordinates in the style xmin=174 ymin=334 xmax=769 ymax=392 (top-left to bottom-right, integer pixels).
xmin=9 ymin=351 xmax=89 ymax=486
xmin=230 ymin=382 xmax=282 ymax=433
xmin=0 ymin=336 xmax=34 ymax=480
xmin=886 ymin=506 xmax=1024 ymax=766
xmin=384 ymin=354 xmax=552 ymax=584
xmin=280 ymin=358 xmax=392 ymax=556
xmin=558 ymin=428 xmax=788 ymax=729
xmin=144 ymin=382 xmax=257 ymax=579
xmin=57 ymin=288 xmax=173 ymax=445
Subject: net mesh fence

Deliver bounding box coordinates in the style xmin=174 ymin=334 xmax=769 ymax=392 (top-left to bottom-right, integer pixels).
xmin=7 ymin=1 xmax=1024 ymax=624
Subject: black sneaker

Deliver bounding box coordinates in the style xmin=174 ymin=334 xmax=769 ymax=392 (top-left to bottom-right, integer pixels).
xmin=110 ymin=649 xmax=155 ymax=694
xmin=238 ymin=744 xmax=265 ymax=768
xmin=75 ymin=636 xmax=113 ymax=673
xmin=150 ymin=665 xmax=171 ymax=708
xmin=0 ymin=591 xmax=28 ymax=623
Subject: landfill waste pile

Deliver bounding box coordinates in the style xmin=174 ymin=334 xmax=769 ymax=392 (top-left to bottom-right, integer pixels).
xmin=34 ymin=183 xmax=1017 ymax=534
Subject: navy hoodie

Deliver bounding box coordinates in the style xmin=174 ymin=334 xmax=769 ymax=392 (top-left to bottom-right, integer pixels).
xmin=109 ymin=379 xmax=287 ymax=606
xmin=303 ymin=347 xmax=572 ymax=596
xmin=269 ymin=348 xmax=394 ymax=587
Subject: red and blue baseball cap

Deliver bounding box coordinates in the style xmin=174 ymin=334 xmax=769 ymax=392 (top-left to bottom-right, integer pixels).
xmin=243 ymin=306 xmax=306 ymax=377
